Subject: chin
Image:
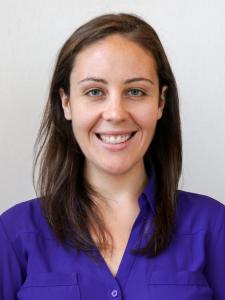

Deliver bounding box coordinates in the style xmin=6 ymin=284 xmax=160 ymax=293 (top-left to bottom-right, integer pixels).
xmin=101 ymin=163 xmax=133 ymax=176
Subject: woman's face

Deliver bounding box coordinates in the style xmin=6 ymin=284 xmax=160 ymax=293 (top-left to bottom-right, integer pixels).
xmin=60 ymin=34 xmax=166 ymax=177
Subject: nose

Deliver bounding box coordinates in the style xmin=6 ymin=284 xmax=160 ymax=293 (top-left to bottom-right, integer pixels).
xmin=102 ymin=94 xmax=129 ymax=123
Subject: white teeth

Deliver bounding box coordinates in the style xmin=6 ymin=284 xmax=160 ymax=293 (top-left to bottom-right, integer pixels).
xmin=99 ymin=134 xmax=132 ymax=144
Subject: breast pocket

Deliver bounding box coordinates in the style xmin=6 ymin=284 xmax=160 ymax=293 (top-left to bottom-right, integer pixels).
xmin=17 ymin=272 xmax=80 ymax=300
xmin=147 ymin=271 xmax=213 ymax=300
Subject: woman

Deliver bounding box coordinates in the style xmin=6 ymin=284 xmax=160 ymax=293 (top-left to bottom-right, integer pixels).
xmin=0 ymin=13 xmax=224 ymax=300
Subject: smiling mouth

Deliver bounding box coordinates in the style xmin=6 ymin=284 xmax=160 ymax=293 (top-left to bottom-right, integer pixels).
xmin=95 ymin=131 xmax=137 ymax=144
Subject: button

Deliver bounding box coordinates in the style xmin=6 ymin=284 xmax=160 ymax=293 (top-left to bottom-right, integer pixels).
xmin=111 ymin=289 xmax=118 ymax=297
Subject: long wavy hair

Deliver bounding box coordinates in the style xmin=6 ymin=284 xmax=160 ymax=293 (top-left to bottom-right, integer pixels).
xmin=33 ymin=13 xmax=182 ymax=261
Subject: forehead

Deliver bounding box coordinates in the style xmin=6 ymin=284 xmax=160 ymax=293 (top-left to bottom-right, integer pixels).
xmin=71 ymin=34 xmax=158 ymax=81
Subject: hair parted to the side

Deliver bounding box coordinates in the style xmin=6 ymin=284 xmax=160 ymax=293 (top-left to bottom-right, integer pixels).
xmin=33 ymin=13 xmax=182 ymax=262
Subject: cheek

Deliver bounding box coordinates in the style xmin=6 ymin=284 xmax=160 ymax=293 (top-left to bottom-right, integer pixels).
xmin=70 ymin=109 xmax=97 ymax=137
xmin=137 ymin=106 xmax=160 ymax=130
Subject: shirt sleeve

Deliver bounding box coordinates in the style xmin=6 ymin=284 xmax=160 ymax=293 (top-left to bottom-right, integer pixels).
xmin=0 ymin=216 xmax=25 ymax=300
xmin=204 ymin=204 xmax=225 ymax=300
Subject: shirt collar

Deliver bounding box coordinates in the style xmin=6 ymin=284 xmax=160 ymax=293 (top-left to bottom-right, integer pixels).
xmin=138 ymin=167 xmax=157 ymax=216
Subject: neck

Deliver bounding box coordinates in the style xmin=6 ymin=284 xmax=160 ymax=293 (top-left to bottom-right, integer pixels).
xmin=84 ymin=161 xmax=148 ymax=210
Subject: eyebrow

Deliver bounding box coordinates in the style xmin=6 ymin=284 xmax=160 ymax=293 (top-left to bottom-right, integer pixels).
xmin=78 ymin=77 xmax=154 ymax=85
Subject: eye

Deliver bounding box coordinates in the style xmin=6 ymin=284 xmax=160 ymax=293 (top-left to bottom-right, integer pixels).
xmin=127 ymin=88 xmax=146 ymax=96
xmin=85 ymin=88 xmax=103 ymax=97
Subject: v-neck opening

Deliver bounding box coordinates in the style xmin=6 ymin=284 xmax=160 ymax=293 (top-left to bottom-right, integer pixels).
xmin=95 ymin=208 xmax=146 ymax=287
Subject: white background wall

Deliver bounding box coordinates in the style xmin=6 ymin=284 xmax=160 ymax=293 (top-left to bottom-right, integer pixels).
xmin=0 ymin=0 xmax=225 ymax=213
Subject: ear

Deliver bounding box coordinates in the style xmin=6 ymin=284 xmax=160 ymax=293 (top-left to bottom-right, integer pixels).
xmin=59 ymin=88 xmax=72 ymax=120
xmin=157 ymin=85 xmax=168 ymax=120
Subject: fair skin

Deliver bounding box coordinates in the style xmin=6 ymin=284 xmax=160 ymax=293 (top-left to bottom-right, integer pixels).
xmin=60 ymin=34 xmax=166 ymax=275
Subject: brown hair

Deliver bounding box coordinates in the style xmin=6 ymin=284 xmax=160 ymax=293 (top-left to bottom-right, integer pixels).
xmin=33 ymin=13 xmax=182 ymax=261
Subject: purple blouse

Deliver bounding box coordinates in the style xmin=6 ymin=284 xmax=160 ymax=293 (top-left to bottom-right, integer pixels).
xmin=1 ymin=173 xmax=225 ymax=300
